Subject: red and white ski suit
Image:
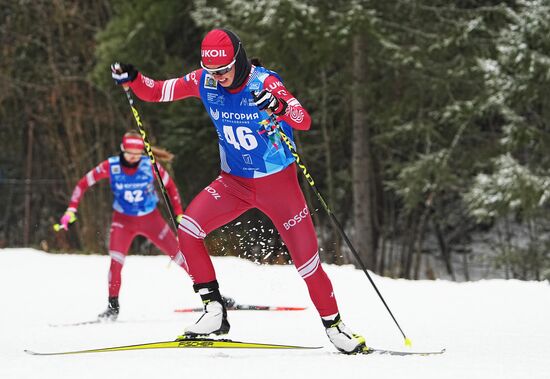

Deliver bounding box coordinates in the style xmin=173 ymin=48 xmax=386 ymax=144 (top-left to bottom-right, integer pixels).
xmin=129 ymin=69 xmax=339 ymax=317
xmin=67 ymin=159 xmax=186 ymax=297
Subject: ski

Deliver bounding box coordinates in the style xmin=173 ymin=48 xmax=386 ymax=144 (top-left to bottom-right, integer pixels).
xmin=48 ymin=318 xmax=167 ymax=327
xmin=49 ymin=320 xmax=104 ymax=327
xmin=175 ymin=304 xmax=307 ymax=312
xmin=362 ymin=347 xmax=446 ymax=356
xmin=24 ymin=337 xmax=322 ymax=356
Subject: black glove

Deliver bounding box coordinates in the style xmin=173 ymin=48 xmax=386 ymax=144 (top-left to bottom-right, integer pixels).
xmin=111 ymin=62 xmax=138 ymax=84
xmin=252 ymin=90 xmax=288 ymax=115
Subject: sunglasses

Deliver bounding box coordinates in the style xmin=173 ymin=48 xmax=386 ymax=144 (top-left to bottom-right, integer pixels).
xmin=123 ymin=151 xmax=142 ymax=157
xmin=121 ymin=147 xmax=143 ymax=157
xmin=201 ymin=43 xmax=241 ymax=76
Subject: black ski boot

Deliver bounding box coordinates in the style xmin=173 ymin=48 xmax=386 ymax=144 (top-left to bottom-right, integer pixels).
xmin=98 ymin=296 xmax=120 ymax=322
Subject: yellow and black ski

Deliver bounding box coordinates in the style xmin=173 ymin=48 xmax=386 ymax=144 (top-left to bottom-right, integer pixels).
xmin=24 ymin=337 xmax=322 ymax=356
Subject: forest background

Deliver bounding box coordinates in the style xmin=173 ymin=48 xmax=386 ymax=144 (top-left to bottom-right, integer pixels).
xmin=2 ymin=0 xmax=550 ymax=282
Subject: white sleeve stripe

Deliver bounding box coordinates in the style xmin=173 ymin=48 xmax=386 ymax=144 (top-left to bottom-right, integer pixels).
xmin=170 ymin=78 xmax=176 ymax=100
xmin=160 ymin=79 xmax=177 ymax=102
xmin=162 ymin=171 xmax=170 ymax=185
xmin=167 ymin=78 xmax=176 ymax=101
xmin=160 ymin=80 xmax=169 ymax=102
xmin=86 ymin=171 xmax=96 ymax=186
xmin=287 ymin=98 xmax=301 ymax=106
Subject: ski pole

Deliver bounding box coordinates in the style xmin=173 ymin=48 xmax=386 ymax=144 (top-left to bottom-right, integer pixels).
xmin=120 ymin=85 xmax=179 ymax=233
xmin=266 ymin=113 xmax=412 ymax=347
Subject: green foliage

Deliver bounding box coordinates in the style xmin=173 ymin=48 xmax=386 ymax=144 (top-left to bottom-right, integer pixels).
xmin=465 ymin=154 xmax=550 ymax=221
xmin=462 ymin=1 xmax=550 ymax=279
xmin=93 ymin=0 xmax=201 ymax=86
xmin=477 ymin=0 xmax=550 ymax=165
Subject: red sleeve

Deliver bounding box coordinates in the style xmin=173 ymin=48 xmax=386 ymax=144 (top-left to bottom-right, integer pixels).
xmin=263 ymin=75 xmax=312 ymax=131
xmin=153 ymin=164 xmax=184 ymax=215
xmin=67 ymin=160 xmax=110 ymax=212
xmin=128 ymin=69 xmax=202 ymax=102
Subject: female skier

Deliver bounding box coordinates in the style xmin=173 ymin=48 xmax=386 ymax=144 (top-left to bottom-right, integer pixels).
xmin=57 ymin=131 xmax=187 ymax=321
xmin=111 ymin=28 xmax=365 ymax=353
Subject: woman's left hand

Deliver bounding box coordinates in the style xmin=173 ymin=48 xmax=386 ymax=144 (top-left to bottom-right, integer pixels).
xmin=252 ymin=90 xmax=288 ymax=115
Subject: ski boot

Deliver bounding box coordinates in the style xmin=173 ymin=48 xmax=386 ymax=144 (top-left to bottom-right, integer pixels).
xmin=221 ymin=295 xmax=236 ymax=309
xmin=323 ymin=313 xmax=366 ymax=354
xmin=182 ymin=281 xmax=230 ymax=337
xmin=97 ymin=296 xmax=120 ymax=322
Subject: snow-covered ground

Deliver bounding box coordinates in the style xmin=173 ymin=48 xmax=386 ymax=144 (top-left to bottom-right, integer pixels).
xmin=1 ymin=248 xmax=548 ymax=379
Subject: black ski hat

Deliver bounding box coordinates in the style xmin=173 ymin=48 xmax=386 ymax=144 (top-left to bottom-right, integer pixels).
xmin=220 ymin=29 xmax=251 ymax=90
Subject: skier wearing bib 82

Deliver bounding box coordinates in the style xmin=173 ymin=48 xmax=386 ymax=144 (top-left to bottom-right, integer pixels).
xmin=57 ymin=131 xmax=188 ymax=321
xmin=111 ymin=28 xmax=366 ymax=354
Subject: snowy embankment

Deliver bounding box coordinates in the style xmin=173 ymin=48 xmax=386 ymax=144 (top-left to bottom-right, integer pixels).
xmin=0 ymin=248 xmax=548 ymax=379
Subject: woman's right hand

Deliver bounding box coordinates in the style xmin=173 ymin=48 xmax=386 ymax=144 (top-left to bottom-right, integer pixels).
xmin=111 ymin=62 xmax=138 ymax=85
xmin=54 ymin=210 xmax=77 ymax=231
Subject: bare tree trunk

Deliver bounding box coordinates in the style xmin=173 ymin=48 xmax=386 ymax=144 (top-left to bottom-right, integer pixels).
xmin=413 ymin=193 xmax=435 ymax=279
xmin=1 ymin=185 xmax=14 ymax=244
xmin=401 ymin=210 xmax=419 ymax=278
xmin=351 ymin=33 xmax=377 ymax=270
xmin=402 ymin=240 xmax=415 ymax=279
xmin=24 ymin=121 xmax=34 ymax=246
xmin=384 ymin=197 xmax=398 ymax=276
xmin=462 ymin=252 xmax=470 ymax=281
xmin=413 ymin=206 xmax=431 ymax=280
xmin=319 ymin=68 xmax=343 ymax=264
xmin=433 ymin=220 xmax=456 ymax=281
xmin=378 ymin=234 xmax=386 ymax=274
